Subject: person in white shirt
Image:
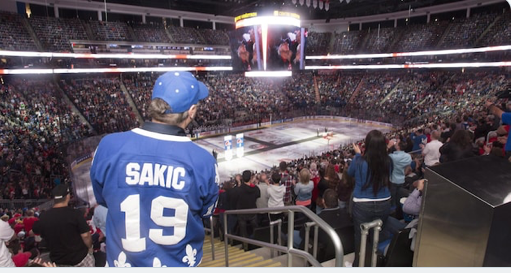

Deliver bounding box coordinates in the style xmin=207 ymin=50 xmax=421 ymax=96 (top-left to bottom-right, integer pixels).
xmin=267 ymin=172 xmax=286 ymax=222
xmin=255 ymin=172 xmax=270 ymax=226
xmin=421 ymin=130 xmax=443 ymax=167
xmin=0 ymin=219 xmax=15 ymax=267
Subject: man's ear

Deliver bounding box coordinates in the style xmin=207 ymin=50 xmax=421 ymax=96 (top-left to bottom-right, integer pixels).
xmin=188 ymin=105 xmax=197 ymax=119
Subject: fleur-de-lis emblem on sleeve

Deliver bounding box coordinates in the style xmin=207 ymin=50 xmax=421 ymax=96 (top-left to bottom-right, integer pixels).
xmin=114 ymin=251 xmax=131 ymax=267
xmin=181 ymin=244 xmax=197 ymax=267
xmin=153 ymin=257 xmax=167 ymax=267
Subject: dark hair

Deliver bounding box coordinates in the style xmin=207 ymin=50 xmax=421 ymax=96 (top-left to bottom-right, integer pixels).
xmin=449 ymin=130 xmax=473 ymax=150
xmin=449 ymin=122 xmax=457 ymax=131
xmin=148 ymin=98 xmax=189 ymax=125
xmin=323 ymin=189 xmax=339 ymax=209
xmin=318 ymin=166 xmax=326 ymax=178
xmin=398 ymin=140 xmax=407 ymax=151
xmin=242 ymin=170 xmax=252 ymax=183
xmin=361 ymin=130 xmax=391 ymax=196
xmin=325 ymin=164 xmax=340 ymax=190
xmin=279 ymin=161 xmax=287 ymax=171
xmin=271 ymin=172 xmax=281 ymax=184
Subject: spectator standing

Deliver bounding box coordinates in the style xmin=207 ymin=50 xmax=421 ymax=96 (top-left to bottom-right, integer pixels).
xmin=348 ymin=130 xmax=392 ymax=267
xmin=90 ymin=71 xmax=219 ymax=267
xmin=0 ymin=218 xmax=15 ymax=267
xmin=293 ymin=168 xmax=314 ymax=209
xmin=279 ymin=161 xmax=295 ymax=206
xmin=235 ymin=170 xmax=260 ymax=251
xmin=439 ymin=130 xmax=476 ymax=163
xmin=387 ymin=139 xmax=412 ymax=218
xmin=255 ymin=172 xmax=270 ymax=226
xmin=487 ymin=100 xmax=511 ymax=159
xmin=267 ymin=172 xmax=286 ymax=222
xmin=421 ymin=130 xmax=443 ymax=167
xmin=32 ymin=184 xmax=94 ymax=267
xmin=411 ymin=129 xmax=427 ymax=154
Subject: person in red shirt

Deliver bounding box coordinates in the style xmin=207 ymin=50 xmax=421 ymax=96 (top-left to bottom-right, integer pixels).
xmin=22 ymin=210 xmax=37 ymax=235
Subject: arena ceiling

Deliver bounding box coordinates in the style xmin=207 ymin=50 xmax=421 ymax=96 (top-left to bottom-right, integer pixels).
xmin=91 ymin=0 xmax=469 ymax=20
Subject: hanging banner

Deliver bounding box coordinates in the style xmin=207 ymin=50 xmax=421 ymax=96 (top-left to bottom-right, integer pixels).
xmin=224 ymin=135 xmax=233 ymax=161
xmin=236 ymin=133 xmax=244 ymax=158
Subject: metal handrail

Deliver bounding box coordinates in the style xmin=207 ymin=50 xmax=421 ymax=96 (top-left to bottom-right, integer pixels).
xmin=221 ymin=206 xmax=344 ymax=267
xmin=202 ymin=216 xmax=215 ymax=260
xmin=359 ymin=219 xmax=383 ymax=267
xmin=269 ymin=219 xmax=282 ymax=258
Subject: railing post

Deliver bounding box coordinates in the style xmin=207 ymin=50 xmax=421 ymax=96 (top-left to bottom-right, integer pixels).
xmin=223 ymin=212 xmax=229 ymax=267
xmin=313 ymin=225 xmax=319 ymax=259
xmin=359 ymin=225 xmax=368 ymax=267
xmin=209 ymin=216 xmax=215 ymax=261
xmin=359 ymin=219 xmax=383 ymax=267
xmin=287 ymin=210 xmax=294 ymax=267
xmin=270 ymin=219 xmax=275 ymax=258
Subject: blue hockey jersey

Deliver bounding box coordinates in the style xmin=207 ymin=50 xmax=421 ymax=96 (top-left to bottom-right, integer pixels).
xmin=90 ymin=123 xmax=219 ymax=267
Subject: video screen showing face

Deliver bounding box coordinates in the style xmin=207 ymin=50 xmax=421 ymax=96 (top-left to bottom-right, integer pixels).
xmin=229 ymin=25 xmax=306 ymax=72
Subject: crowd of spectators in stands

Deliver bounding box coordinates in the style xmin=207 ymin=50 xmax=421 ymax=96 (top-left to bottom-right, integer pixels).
xmin=131 ymin=22 xmax=171 ymax=44
xmin=0 ymin=67 xmax=509 ymax=204
xmin=58 ymin=76 xmax=139 ymax=135
xmin=0 ymin=78 xmax=92 ymax=202
xmin=167 ymin=25 xmax=206 ymax=45
xmin=0 ymin=12 xmax=38 ymax=51
xmin=89 ymin=21 xmax=134 ymax=42
xmin=0 ymin=8 xmax=509 ymax=57
xmin=28 ymin=16 xmax=89 ymax=52
xmin=0 ymin=5 xmax=511 ymax=267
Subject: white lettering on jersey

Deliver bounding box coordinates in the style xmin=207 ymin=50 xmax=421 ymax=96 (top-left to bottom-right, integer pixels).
xmin=172 ymin=168 xmax=185 ymax=190
xmin=154 ymin=164 xmax=167 ymax=187
xmin=126 ymin=163 xmax=140 ymax=185
xmin=125 ymin=163 xmax=187 ymax=190
xmin=140 ymin=163 xmax=153 ymax=186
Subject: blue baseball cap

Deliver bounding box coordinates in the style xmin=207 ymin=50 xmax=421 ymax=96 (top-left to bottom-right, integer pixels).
xmin=152 ymin=71 xmax=209 ymax=114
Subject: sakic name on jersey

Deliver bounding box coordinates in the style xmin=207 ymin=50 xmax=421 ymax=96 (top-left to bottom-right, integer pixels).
xmin=125 ymin=162 xmax=187 ymax=190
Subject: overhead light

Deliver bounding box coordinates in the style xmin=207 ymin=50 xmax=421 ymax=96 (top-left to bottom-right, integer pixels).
xmin=306 ymin=0 xmax=311 ymax=7
xmin=313 ymin=0 xmax=317 ymax=8
xmin=299 ymin=0 xmax=304 ymax=5
xmin=292 ymin=0 xmax=297 ymax=4
xmin=325 ymin=1 xmax=329 ymax=11
xmin=319 ymin=0 xmax=323 ymax=9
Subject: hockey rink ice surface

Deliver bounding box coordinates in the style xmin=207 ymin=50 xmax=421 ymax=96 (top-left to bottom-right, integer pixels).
xmin=194 ymin=119 xmax=394 ymax=181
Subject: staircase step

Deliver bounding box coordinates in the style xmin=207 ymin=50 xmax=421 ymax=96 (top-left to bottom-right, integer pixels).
xmin=201 ymin=248 xmax=246 ymax=263
xmin=199 ymin=252 xmax=259 ymax=267
xmin=229 ymin=256 xmax=264 ymax=267
xmin=245 ymin=258 xmax=283 ymax=267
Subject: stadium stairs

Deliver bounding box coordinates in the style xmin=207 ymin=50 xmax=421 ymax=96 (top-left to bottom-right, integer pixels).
xmin=475 ymin=14 xmax=502 ymax=47
xmin=348 ymin=76 xmax=366 ymax=104
xmin=380 ymin=77 xmax=402 ymax=105
xmin=200 ymin=206 xmax=355 ymax=267
xmin=200 ymin=235 xmax=355 ymax=267
xmin=81 ymin=20 xmax=95 ymax=41
xmin=165 ymin=27 xmax=175 ymax=43
xmin=119 ymin=79 xmax=145 ymax=124
xmin=21 ymin=17 xmax=44 ymax=51
xmin=200 ymin=236 xmax=285 ymax=267
xmin=127 ymin=25 xmax=138 ymax=43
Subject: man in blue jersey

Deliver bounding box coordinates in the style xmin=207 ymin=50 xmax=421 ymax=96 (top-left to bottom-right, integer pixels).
xmin=486 ymin=100 xmax=511 ymax=160
xmin=90 ymin=71 xmax=220 ymax=267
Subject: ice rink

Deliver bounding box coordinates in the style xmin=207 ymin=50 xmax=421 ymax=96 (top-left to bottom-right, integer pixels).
xmin=72 ymin=117 xmax=393 ymax=205
xmin=194 ymin=117 xmax=394 ymax=182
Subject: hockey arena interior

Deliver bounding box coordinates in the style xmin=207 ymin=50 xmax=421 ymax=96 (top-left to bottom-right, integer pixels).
xmin=1 ymin=0 xmax=511 ymax=268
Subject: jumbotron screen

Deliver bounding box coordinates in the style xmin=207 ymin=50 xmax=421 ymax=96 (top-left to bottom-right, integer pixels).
xmin=228 ymin=11 xmax=307 ymax=74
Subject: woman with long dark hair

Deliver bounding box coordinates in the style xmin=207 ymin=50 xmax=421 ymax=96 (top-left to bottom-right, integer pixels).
xmin=347 ymin=129 xmax=392 ymax=266
xmin=439 ymin=129 xmax=476 ymax=163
